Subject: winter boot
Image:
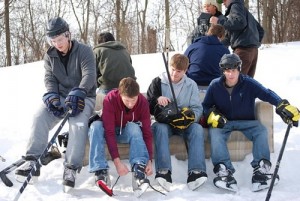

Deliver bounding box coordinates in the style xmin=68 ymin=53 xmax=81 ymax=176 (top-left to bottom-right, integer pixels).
xmin=63 ymin=166 xmax=76 ymax=192
xmin=95 ymin=169 xmax=112 ymax=196
xmin=213 ymin=163 xmax=238 ymax=192
xmin=40 ymin=145 xmax=62 ymax=165
xmin=15 ymin=157 xmax=40 ymax=184
xmin=252 ymin=159 xmax=279 ymax=192
xmin=187 ymin=170 xmax=207 ymax=191
xmin=155 ymin=170 xmax=172 ymax=191
xmin=132 ymin=163 xmax=149 ymax=197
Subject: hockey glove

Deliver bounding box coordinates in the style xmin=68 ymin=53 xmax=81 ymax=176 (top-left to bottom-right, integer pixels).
xmin=43 ymin=92 xmax=65 ymax=117
xmin=276 ymin=99 xmax=300 ymax=127
xmin=169 ymin=107 xmax=195 ymax=130
xmin=207 ymin=107 xmax=227 ymax=128
xmin=65 ymin=88 xmax=87 ymax=117
xmin=88 ymin=113 xmax=101 ymax=127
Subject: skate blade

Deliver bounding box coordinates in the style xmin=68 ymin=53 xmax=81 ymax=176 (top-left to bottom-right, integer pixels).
xmin=252 ymin=178 xmax=279 ymax=192
xmin=215 ymin=181 xmax=238 ymax=192
xmin=156 ymin=177 xmax=171 ymax=192
xmin=187 ymin=177 xmax=207 ymax=191
xmin=97 ymin=180 xmax=113 ymax=196
xmin=133 ymin=183 xmax=149 ymax=197
xmin=15 ymin=175 xmax=38 ymax=184
xmin=63 ymin=185 xmax=73 ymax=193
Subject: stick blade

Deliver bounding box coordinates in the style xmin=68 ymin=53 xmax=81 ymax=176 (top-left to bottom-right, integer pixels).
xmin=0 ymin=172 xmax=13 ymax=187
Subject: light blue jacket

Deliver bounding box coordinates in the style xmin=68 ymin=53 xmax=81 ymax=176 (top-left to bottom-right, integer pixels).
xmin=159 ymin=72 xmax=202 ymax=121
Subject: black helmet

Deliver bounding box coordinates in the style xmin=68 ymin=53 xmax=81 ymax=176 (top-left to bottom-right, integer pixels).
xmin=219 ymin=53 xmax=242 ymax=71
xmin=46 ymin=17 xmax=69 ymax=38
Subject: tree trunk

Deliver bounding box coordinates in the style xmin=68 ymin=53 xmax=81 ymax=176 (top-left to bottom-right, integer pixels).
xmin=4 ymin=0 xmax=12 ymax=66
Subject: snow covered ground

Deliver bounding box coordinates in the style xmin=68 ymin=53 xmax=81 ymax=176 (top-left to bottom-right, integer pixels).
xmin=0 ymin=41 xmax=300 ymax=201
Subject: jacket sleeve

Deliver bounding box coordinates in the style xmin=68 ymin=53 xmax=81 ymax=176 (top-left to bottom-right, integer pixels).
xmin=257 ymin=20 xmax=264 ymax=43
xmin=102 ymin=96 xmax=120 ymax=160
xmin=44 ymin=53 xmax=59 ymax=93
xmin=223 ymin=3 xmax=247 ymax=31
xmin=146 ymin=77 xmax=162 ymax=115
xmin=188 ymin=81 xmax=203 ymax=122
xmin=139 ymin=96 xmax=153 ymax=159
xmin=79 ymin=45 xmax=97 ymax=93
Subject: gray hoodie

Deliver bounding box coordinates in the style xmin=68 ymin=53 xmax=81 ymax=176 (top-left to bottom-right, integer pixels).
xmin=44 ymin=40 xmax=97 ymax=98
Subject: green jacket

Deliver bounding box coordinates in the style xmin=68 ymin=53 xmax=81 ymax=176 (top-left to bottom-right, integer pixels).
xmin=93 ymin=41 xmax=136 ymax=90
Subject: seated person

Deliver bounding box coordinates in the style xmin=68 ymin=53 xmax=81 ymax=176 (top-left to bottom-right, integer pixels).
xmin=202 ymin=53 xmax=300 ymax=192
xmin=147 ymin=54 xmax=207 ymax=191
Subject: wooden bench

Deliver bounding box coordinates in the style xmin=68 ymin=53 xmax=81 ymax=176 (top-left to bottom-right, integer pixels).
xmin=83 ymin=94 xmax=274 ymax=165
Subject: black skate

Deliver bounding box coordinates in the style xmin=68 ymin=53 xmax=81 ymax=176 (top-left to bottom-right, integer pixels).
xmin=213 ymin=163 xmax=238 ymax=192
xmin=252 ymin=159 xmax=279 ymax=192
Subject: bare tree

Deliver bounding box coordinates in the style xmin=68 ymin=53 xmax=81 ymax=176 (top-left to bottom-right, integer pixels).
xmin=138 ymin=0 xmax=148 ymax=53
xmin=70 ymin=0 xmax=91 ymax=44
xmin=4 ymin=0 xmax=11 ymax=66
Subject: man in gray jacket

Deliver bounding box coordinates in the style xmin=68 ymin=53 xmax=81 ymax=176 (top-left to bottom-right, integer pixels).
xmin=15 ymin=17 xmax=97 ymax=191
xmin=210 ymin=0 xmax=264 ymax=78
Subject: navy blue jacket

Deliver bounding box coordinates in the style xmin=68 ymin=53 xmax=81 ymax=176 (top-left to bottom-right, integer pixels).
xmin=202 ymin=74 xmax=282 ymax=120
xmin=184 ymin=35 xmax=230 ymax=86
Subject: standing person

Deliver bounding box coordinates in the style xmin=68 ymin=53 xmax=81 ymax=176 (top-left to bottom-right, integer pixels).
xmin=202 ymin=53 xmax=300 ymax=192
xmin=184 ymin=24 xmax=230 ymax=100
xmin=93 ymin=32 xmax=136 ymax=95
xmin=15 ymin=17 xmax=97 ymax=191
xmin=88 ymin=77 xmax=153 ymax=197
xmin=187 ymin=0 xmax=225 ymax=45
xmin=147 ymin=54 xmax=207 ymax=191
xmin=210 ymin=0 xmax=265 ymax=78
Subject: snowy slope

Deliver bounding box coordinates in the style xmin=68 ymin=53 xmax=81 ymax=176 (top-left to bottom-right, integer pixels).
xmin=0 ymin=42 xmax=300 ymax=201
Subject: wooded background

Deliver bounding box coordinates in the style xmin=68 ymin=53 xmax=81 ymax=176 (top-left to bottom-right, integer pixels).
xmin=0 ymin=0 xmax=299 ymax=67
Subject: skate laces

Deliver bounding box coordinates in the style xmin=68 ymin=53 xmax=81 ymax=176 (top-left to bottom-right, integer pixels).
xmin=108 ymin=172 xmax=166 ymax=196
xmin=217 ymin=167 xmax=230 ymax=177
xmin=254 ymin=159 xmax=271 ymax=175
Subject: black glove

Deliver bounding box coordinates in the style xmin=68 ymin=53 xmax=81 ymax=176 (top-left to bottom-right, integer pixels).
xmin=65 ymin=88 xmax=87 ymax=117
xmin=88 ymin=113 xmax=101 ymax=127
xmin=276 ymin=99 xmax=300 ymax=127
xmin=207 ymin=107 xmax=227 ymax=128
xmin=169 ymin=107 xmax=195 ymax=130
xmin=42 ymin=92 xmax=65 ymax=117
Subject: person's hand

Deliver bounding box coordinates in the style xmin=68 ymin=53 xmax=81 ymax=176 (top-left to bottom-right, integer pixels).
xmin=42 ymin=92 xmax=65 ymax=117
xmin=65 ymin=88 xmax=86 ymax=117
xmin=207 ymin=107 xmax=227 ymax=128
xmin=276 ymin=99 xmax=300 ymax=127
xmin=157 ymin=96 xmax=171 ymax=106
xmin=145 ymin=160 xmax=153 ymax=176
xmin=209 ymin=16 xmax=219 ymax=25
xmin=114 ymin=158 xmax=129 ymax=176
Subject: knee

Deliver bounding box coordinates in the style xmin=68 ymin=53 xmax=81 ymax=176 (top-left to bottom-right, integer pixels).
xmin=152 ymin=123 xmax=169 ymax=137
xmin=88 ymin=121 xmax=104 ymax=138
xmin=187 ymin=123 xmax=204 ymax=139
xmin=125 ymin=122 xmax=142 ymax=137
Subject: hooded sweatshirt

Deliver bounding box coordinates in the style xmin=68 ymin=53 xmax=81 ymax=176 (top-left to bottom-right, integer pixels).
xmin=93 ymin=41 xmax=136 ymax=90
xmin=102 ymin=89 xmax=153 ymax=160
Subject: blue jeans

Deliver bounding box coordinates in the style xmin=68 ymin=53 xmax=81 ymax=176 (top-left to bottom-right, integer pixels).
xmin=209 ymin=120 xmax=270 ymax=173
xmin=88 ymin=121 xmax=149 ymax=173
xmin=152 ymin=122 xmax=206 ymax=173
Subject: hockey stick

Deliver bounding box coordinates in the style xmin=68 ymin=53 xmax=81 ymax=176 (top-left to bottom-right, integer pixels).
xmin=13 ymin=110 xmax=71 ymax=201
xmin=0 ymin=158 xmax=25 ymax=187
xmin=265 ymin=122 xmax=293 ymax=201
xmin=162 ymin=52 xmax=189 ymax=154
xmin=0 ymin=155 xmax=6 ymax=162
